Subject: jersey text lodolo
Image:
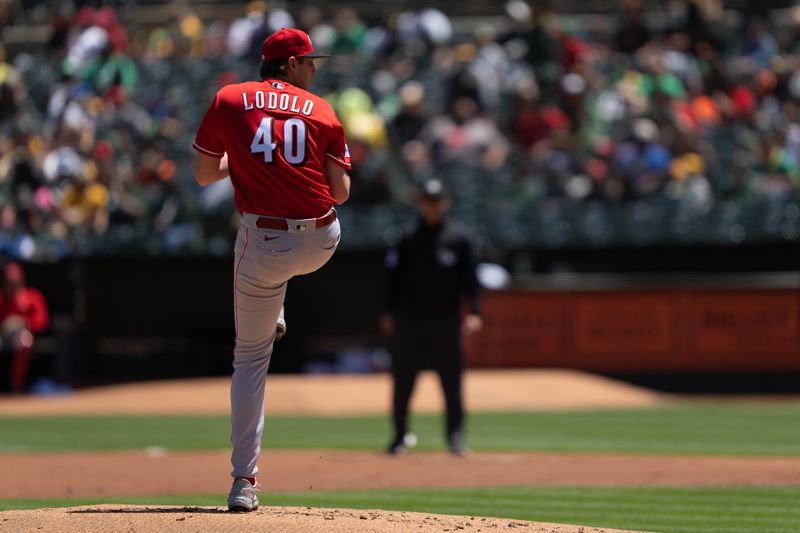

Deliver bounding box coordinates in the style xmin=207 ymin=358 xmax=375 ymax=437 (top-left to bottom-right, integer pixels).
xmin=242 ymin=91 xmax=314 ymax=116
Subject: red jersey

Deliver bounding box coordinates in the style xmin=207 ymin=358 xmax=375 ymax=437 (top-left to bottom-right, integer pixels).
xmin=0 ymin=288 xmax=49 ymax=333
xmin=194 ymin=79 xmax=351 ymax=218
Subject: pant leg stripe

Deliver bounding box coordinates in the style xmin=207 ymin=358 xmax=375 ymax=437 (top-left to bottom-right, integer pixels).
xmin=233 ymin=227 xmax=249 ymax=339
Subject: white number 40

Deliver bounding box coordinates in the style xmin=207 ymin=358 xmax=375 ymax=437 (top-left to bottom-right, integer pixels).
xmin=250 ymin=117 xmax=307 ymax=165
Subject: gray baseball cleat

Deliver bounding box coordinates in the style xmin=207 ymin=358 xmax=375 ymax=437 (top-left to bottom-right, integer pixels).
xmin=227 ymin=478 xmax=259 ymax=512
xmin=275 ymin=318 xmax=287 ymax=341
xmin=275 ymin=307 xmax=287 ymax=341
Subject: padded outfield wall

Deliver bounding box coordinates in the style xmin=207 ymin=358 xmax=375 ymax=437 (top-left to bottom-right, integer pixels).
xmin=464 ymin=274 xmax=800 ymax=373
xmin=16 ymin=249 xmax=800 ymax=388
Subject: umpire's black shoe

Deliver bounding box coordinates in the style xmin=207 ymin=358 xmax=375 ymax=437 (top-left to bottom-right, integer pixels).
xmin=448 ymin=432 xmax=470 ymax=457
xmin=386 ymin=439 xmax=407 ymax=456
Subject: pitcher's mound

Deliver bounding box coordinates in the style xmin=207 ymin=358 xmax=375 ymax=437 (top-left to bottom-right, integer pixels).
xmin=2 ymin=505 xmax=645 ymax=532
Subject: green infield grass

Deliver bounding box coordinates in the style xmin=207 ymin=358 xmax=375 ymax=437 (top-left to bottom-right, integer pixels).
xmin=1 ymin=486 xmax=799 ymax=533
xmin=1 ymin=403 xmax=799 ymax=455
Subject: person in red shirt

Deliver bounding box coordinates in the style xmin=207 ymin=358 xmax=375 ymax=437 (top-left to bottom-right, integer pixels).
xmin=193 ymin=28 xmax=351 ymax=512
xmin=0 ymin=262 xmax=49 ymax=394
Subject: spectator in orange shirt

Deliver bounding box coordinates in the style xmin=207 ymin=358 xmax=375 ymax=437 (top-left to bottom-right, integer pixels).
xmin=0 ymin=262 xmax=49 ymax=393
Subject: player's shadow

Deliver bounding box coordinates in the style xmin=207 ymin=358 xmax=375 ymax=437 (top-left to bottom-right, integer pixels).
xmin=69 ymin=507 xmax=228 ymax=514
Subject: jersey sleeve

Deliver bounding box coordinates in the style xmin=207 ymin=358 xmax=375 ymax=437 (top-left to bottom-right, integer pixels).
xmin=193 ymin=93 xmax=225 ymax=158
xmin=325 ymin=121 xmax=352 ymax=170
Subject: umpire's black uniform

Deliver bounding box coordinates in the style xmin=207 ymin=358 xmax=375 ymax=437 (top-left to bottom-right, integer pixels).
xmin=383 ymin=180 xmax=480 ymax=454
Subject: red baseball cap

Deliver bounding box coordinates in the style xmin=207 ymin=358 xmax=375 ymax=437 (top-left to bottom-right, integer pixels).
xmin=261 ymin=28 xmax=330 ymax=62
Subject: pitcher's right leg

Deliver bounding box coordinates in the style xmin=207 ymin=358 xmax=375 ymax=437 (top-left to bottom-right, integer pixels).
xmin=229 ymin=224 xmax=289 ymax=481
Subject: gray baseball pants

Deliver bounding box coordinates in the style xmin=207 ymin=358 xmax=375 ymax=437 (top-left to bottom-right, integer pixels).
xmin=230 ymin=211 xmax=340 ymax=479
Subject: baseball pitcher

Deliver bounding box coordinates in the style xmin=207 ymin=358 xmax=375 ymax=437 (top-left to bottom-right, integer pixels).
xmin=193 ymin=28 xmax=351 ymax=512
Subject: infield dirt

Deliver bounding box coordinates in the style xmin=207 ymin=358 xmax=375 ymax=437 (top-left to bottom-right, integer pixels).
xmin=0 ymin=369 xmax=787 ymax=532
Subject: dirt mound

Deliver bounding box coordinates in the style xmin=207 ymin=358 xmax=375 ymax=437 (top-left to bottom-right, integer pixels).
xmin=0 ymin=505 xmax=645 ymax=533
xmin=0 ymin=369 xmax=664 ymax=416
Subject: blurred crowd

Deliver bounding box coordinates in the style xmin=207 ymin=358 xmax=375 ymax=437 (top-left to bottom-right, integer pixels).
xmin=1 ymin=0 xmax=799 ymax=262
